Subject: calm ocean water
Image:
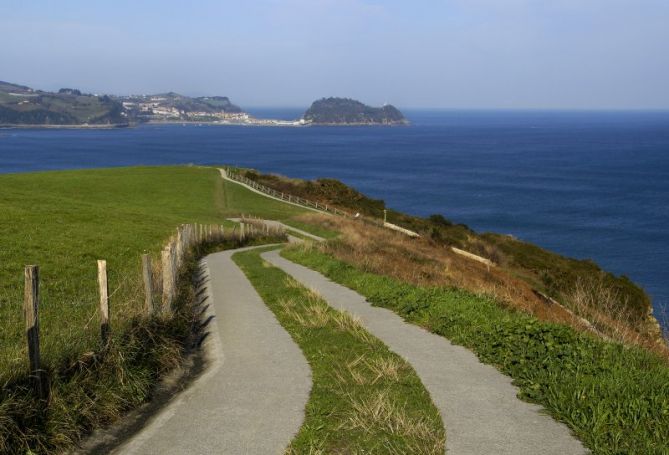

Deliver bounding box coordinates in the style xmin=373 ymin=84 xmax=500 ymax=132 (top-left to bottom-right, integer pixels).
xmin=1 ymin=109 xmax=668 ymax=322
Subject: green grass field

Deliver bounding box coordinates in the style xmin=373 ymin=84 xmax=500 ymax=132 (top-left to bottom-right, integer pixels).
xmin=0 ymin=166 xmax=322 ymax=381
xmin=283 ymin=245 xmax=669 ymax=455
xmin=0 ymin=166 xmax=323 ymax=453
xmin=0 ymin=166 xmax=224 ymax=381
xmin=234 ymin=247 xmax=445 ymax=454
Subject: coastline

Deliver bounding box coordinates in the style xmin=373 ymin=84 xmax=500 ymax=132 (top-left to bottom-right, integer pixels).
xmin=306 ymin=121 xmax=410 ymax=127
xmin=0 ymin=119 xmax=411 ymax=129
xmin=0 ymin=123 xmax=130 ymax=130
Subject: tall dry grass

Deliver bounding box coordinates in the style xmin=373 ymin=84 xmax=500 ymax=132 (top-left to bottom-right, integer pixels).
xmin=294 ymin=213 xmax=668 ymax=356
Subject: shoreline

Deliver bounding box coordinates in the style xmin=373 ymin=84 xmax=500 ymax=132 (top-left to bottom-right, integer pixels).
xmin=0 ymin=119 xmax=411 ymax=130
xmin=0 ymin=123 xmax=130 ymax=130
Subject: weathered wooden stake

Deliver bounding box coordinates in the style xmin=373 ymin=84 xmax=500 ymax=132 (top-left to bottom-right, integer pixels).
xmin=176 ymin=228 xmax=183 ymax=268
xmin=142 ymin=254 xmax=154 ymax=316
xmin=162 ymin=245 xmax=174 ymax=315
xmin=97 ymin=260 xmax=110 ymax=344
xmin=24 ymin=265 xmax=48 ymax=400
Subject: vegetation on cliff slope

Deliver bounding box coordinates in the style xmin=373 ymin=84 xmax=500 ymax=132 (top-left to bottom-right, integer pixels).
xmin=240 ymin=169 xmax=663 ymax=348
xmin=283 ymin=244 xmax=669 ymax=455
xmin=303 ymin=97 xmax=407 ymax=125
xmin=0 ymin=81 xmax=126 ymax=126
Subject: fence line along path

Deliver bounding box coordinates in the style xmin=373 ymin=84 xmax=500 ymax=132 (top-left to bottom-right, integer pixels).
xmin=16 ymin=221 xmax=260 ymax=404
xmin=221 ymin=168 xmax=349 ymax=216
xmin=221 ymin=167 xmax=421 ymax=238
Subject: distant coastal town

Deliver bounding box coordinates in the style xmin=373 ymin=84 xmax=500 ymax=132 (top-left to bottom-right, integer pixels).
xmin=118 ymin=94 xmax=308 ymax=126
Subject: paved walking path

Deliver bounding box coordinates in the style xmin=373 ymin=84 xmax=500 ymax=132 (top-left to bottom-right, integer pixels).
xmin=113 ymin=246 xmax=311 ymax=455
xmin=262 ymin=250 xmax=588 ymax=455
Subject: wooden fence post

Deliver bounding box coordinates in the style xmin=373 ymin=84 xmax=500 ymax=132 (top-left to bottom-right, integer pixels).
xmin=171 ymin=240 xmax=178 ymax=298
xmin=162 ymin=245 xmax=173 ymax=315
xmin=176 ymin=228 xmax=183 ymax=269
xmin=97 ymin=260 xmax=110 ymax=344
xmin=24 ymin=265 xmax=48 ymax=400
xmin=142 ymin=254 xmax=154 ymax=316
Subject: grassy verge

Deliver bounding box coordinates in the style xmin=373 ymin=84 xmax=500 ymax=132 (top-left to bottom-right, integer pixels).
xmin=233 ymin=247 xmax=445 ymax=454
xmin=1 ymin=237 xmax=200 ymax=453
xmin=283 ymin=245 xmax=669 ymax=455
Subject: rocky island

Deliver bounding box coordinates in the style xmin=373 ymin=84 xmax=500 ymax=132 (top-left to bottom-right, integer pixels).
xmin=302 ymin=97 xmax=408 ymax=125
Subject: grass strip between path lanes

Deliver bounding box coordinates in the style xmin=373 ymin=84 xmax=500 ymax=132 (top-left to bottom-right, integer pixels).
xmin=233 ymin=247 xmax=445 ymax=454
xmin=281 ymin=244 xmax=669 ymax=455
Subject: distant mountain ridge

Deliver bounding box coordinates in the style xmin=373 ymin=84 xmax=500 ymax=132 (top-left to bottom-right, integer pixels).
xmin=303 ymin=97 xmax=408 ymax=125
xmin=0 ymin=81 xmax=126 ymax=126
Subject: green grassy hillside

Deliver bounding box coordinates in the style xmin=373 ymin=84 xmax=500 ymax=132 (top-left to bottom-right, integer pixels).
xmin=0 ymin=166 xmax=311 ymax=383
xmin=0 ymin=167 xmax=223 ymax=381
xmin=0 ymin=166 xmax=313 ymax=452
xmin=0 ymin=82 xmax=126 ymax=126
xmin=283 ymin=245 xmax=669 ymax=454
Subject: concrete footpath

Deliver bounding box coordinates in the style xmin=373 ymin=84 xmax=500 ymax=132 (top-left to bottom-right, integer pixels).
xmin=262 ymin=250 xmax=588 ymax=455
xmin=112 ymin=247 xmax=312 ymax=455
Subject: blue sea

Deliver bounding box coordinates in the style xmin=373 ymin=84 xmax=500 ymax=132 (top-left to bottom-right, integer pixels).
xmin=1 ymin=109 xmax=668 ymax=323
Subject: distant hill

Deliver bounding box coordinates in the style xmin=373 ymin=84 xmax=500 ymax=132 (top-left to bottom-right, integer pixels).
xmin=303 ymin=97 xmax=408 ymax=125
xmin=0 ymin=81 xmax=126 ymax=126
xmin=0 ymin=81 xmax=247 ymax=127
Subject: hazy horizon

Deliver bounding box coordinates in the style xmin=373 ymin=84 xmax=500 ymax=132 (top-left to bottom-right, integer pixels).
xmin=2 ymin=0 xmax=668 ymax=110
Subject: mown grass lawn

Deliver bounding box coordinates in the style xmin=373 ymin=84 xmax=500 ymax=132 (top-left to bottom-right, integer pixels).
xmin=283 ymin=244 xmax=669 ymax=455
xmin=234 ymin=247 xmax=445 ymax=454
xmin=0 ymin=166 xmax=228 ymax=380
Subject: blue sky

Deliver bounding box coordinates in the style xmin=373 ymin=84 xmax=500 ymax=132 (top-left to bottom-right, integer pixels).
xmin=1 ymin=0 xmax=668 ymax=108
